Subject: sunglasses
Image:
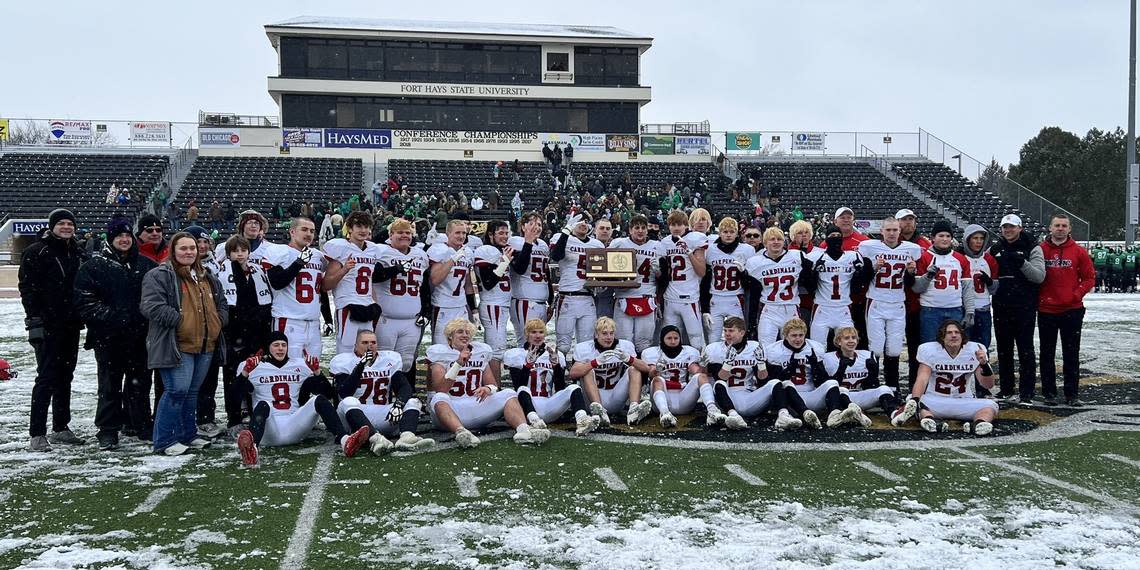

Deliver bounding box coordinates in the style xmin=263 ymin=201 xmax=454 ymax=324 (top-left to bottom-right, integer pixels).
xmin=142 ymin=226 xmax=162 ymax=233
xmin=744 ymin=233 xmax=761 ymax=238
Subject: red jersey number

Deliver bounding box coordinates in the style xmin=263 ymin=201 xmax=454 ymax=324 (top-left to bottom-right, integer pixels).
xmin=389 ymin=268 xmax=421 ymax=297
xmin=763 ymin=275 xmax=796 ymax=302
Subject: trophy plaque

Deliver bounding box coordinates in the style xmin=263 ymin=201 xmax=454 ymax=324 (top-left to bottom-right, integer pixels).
xmin=585 ymin=248 xmax=639 ymax=288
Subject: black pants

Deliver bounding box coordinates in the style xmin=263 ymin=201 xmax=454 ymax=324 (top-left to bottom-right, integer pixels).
xmin=220 ymin=341 xmax=257 ymax=428
xmin=994 ymin=304 xmax=1038 ymax=399
xmin=905 ymin=310 xmax=921 ymax=385
xmin=1039 ymin=308 xmax=1085 ymax=400
xmin=196 ymin=352 xmax=223 ymax=425
xmin=851 ymin=301 xmax=869 ymax=350
xmin=29 ymin=328 xmax=81 ymax=437
xmin=94 ymin=345 xmax=152 ymax=436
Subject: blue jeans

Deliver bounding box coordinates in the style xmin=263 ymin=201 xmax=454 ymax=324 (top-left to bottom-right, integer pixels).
xmin=919 ymin=306 xmax=964 ymax=344
xmin=153 ymin=352 xmax=213 ymax=452
xmin=970 ymin=308 xmax=992 ymax=349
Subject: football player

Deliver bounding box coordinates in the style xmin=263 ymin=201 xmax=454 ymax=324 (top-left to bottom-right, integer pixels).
xmin=426 ymin=319 xmax=549 ymax=448
xmin=330 ymin=330 xmax=434 ymax=455
xmin=912 ymin=220 xmax=975 ymax=343
xmin=568 ymin=317 xmax=652 ymax=426
xmin=373 ymin=218 xmax=431 ymax=376
xmin=426 ymin=220 xmax=476 ymax=346
xmin=744 ymin=227 xmax=817 ymax=344
xmin=642 ymin=325 xmax=708 ymax=428
xmin=821 ymin=327 xmax=898 ymax=415
xmin=702 ymin=317 xmax=773 ymax=429
xmin=323 ymin=211 xmax=390 ymax=355
xmin=807 ymin=224 xmax=872 ymax=343
xmin=890 ymin=320 xmax=998 ymax=435
xmin=263 ymin=217 xmax=332 ymax=360
xmin=700 ymin=217 xmax=756 ymax=348
xmin=857 ymin=217 xmax=922 ymax=388
xmin=507 ymin=213 xmax=553 ymax=338
xmin=657 ymin=210 xmax=709 ymax=349
xmin=765 ymin=318 xmax=866 ymax=429
xmin=503 ymin=319 xmax=601 ymax=436
xmin=233 ymin=332 xmax=371 ymax=467
xmin=550 ymin=212 xmax=603 ymax=354
xmin=610 ymin=214 xmax=660 ymax=354
xmin=473 ymin=220 xmax=515 ymax=382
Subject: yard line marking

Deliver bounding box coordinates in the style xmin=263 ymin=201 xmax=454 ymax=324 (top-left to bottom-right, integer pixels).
xmin=328 ymin=479 xmax=370 ymax=485
xmin=128 ymin=487 xmax=172 ymax=516
xmin=268 ymin=482 xmax=309 ymax=488
xmin=456 ymin=472 xmax=481 ymax=498
xmin=951 ymin=447 xmax=1133 ymax=509
xmin=724 ymin=464 xmax=768 ymax=486
xmin=948 ymin=457 xmax=1031 ymax=463
xmin=280 ymin=450 xmax=334 ymax=570
xmin=594 ymin=467 xmax=628 ymax=491
xmin=854 ymin=461 xmax=905 ymax=482
xmin=391 ymin=430 xmax=515 ymax=457
xmin=1101 ymin=453 xmax=1140 ymax=470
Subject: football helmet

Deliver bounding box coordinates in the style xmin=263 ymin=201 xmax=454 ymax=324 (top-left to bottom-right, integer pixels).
xmin=0 ymin=359 xmax=16 ymax=381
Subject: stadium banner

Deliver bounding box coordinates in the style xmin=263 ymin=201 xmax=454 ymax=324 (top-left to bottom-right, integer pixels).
xmin=639 ymin=135 xmax=675 ymax=155
xmin=199 ymin=128 xmax=241 ymax=147
xmin=606 ymin=134 xmax=639 ymax=152
xmin=675 ymin=135 xmax=711 ymax=156
xmin=392 ymin=130 xmax=539 ymax=150
xmin=48 ymin=120 xmax=92 ymax=144
xmin=571 ymin=133 xmax=606 ymax=152
xmin=792 ymin=132 xmax=826 ymax=151
xmin=0 ymin=118 xmax=8 ymax=141
xmin=129 ymin=121 xmax=170 ymax=143
xmin=725 ymin=131 xmax=761 ymax=152
xmin=325 ymin=128 xmax=393 ymax=149
xmin=854 ymin=219 xmax=882 ymax=235
xmin=282 ymin=127 xmax=324 ymax=148
xmin=12 ymin=221 xmax=48 ymax=235
xmin=539 ymin=132 xmax=573 ymax=147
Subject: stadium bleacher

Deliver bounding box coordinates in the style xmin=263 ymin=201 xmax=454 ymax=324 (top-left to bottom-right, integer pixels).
xmin=0 ymin=152 xmax=170 ymax=234
xmin=891 ymin=161 xmax=1042 ymax=236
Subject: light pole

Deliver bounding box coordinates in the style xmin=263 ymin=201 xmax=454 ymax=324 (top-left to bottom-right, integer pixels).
xmin=1128 ymin=0 xmax=1137 ymax=245
xmin=951 ymin=154 xmax=962 ymax=176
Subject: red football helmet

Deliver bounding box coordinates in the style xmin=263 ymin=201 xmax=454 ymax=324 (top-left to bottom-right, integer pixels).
xmin=0 ymin=359 xmax=16 ymax=381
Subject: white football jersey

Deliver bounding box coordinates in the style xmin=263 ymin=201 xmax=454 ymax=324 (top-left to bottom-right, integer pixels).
xmin=764 ymin=339 xmax=827 ymax=390
xmin=822 ymin=350 xmax=874 ymax=391
xmin=806 ymin=250 xmax=859 ymax=307
xmin=610 ymin=237 xmax=660 ymax=298
xmin=240 ymin=357 xmax=311 ymax=415
xmin=503 ymin=345 xmax=567 ymax=398
xmin=473 ymin=244 xmax=512 ymax=306
xmin=323 ymin=238 xmax=390 ymax=308
xmin=657 ymin=232 xmax=709 ymax=303
xmin=745 ymin=250 xmax=808 ymax=306
xmin=329 ymin=350 xmax=402 ymax=406
xmin=703 ymin=341 xmax=765 ymax=390
xmin=374 ymin=246 xmax=429 ymax=319
xmin=426 ymin=342 xmax=493 ymax=397
xmin=706 ymin=242 xmax=756 ymax=297
xmin=642 ymin=345 xmax=702 ymax=388
xmin=426 ymin=243 xmax=473 ymax=309
xmin=857 ymin=240 xmax=923 ymax=304
xmin=966 ymin=255 xmax=996 ymax=309
xmin=507 ymin=236 xmax=550 ymax=300
xmin=917 ymin=341 xmax=984 ymax=398
xmin=917 ymin=250 xmax=972 ymax=309
xmin=263 ymin=244 xmax=327 ymax=320
xmin=574 ymin=339 xmax=637 ymax=391
xmin=214 ymin=239 xmax=271 ymax=265
xmin=551 ymin=233 xmax=603 ymax=293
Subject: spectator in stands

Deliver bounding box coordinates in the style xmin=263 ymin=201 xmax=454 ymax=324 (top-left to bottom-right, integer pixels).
xmin=19 ymin=208 xmax=89 ymax=452
xmin=106 ymin=184 xmax=119 ymax=205
xmin=136 ymin=214 xmax=169 ymax=263
xmin=1038 ymin=214 xmax=1094 ymax=406
xmin=83 ymin=231 xmax=99 ymax=255
xmin=371 ymin=179 xmax=383 ymax=205
xmin=186 ymin=200 xmax=199 ymax=226
xmin=552 ymin=144 xmax=563 ymax=171
xmin=542 ymin=143 xmax=553 ymax=170
xmin=116 ymin=187 xmax=131 ymax=206
xmin=471 ymin=194 xmax=484 ymax=212
xmin=166 ymin=201 xmax=181 ymax=231
xmin=74 ymin=215 xmax=157 ymax=450
xmin=742 ymin=227 xmax=763 ymax=251
xmin=318 ymin=213 xmax=335 ymax=248
xmin=208 ymin=200 xmax=224 ymax=232
xmin=989 ymin=214 xmax=1045 ymax=404
xmin=512 ymin=191 xmax=524 ymax=219
xmin=331 ymin=212 xmax=344 ymax=237
xmin=564 ymin=143 xmax=574 ymax=168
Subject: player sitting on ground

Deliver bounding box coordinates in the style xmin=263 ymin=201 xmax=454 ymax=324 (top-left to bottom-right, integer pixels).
xmin=643 ymin=325 xmax=709 ymax=428
xmin=234 ymin=332 xmax=371 ymax=467
xmin=426 ymin=318 xmax=549 ymax=448
xmin=701 ymin=317 xmax=772 ymax=430
xmin=330 ymin=330 xmax=434 ymax=455
xmin=891 ymin=320 xmax=998 ymax=435
xmin=765 ymin=318 xmax=866 ymax=430
xmin=568 ymin=317 xmax=653 ymax=426
xmin=821 ymin=327 xmax=893 ymax=421
xmin=504 ymin=319 xmax=601 ymax=436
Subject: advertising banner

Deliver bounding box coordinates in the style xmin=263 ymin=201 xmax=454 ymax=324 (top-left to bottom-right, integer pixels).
xmin=725 ymin=131 xmax=761 ymax=152
xmin=571 ymin=133 xmax=606 ymax=152
xmin=0 ymin=118 xmax=9 ymax=141
xmin=282 ymin=127 xmax=324 ymax=148
xmin=606 ymin=134 xmax=639 ymax=152
xmin=792 ymin=132 xmax=826 ymax=151
xmin=675 ymin=135 xmax=711 ymax=156
xmin=639 ymin=135 xmax=675 ymax=155
xmin=13 ymin=221 xmax=48 ymax=235
xmin=392 ymin=130 xmax=538 ymax=150
xmin=48 ymin=120 xmax=92 ymax=144
xmin=199 ymin=128 xmax=240 ymax=147
xmin=854 ymin=219 xmax=882 ymax=235
xmin=130 ymin=122 xmax=170 ymax=143
xmin=325 ymin=128 xmax=392 ymax=149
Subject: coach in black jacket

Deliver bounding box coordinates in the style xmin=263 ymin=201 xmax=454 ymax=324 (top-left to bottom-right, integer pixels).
xmin=74 ymin=216 xmax=158 ymax=450
xmin=18 ymin=208 xmax=89 ymax=451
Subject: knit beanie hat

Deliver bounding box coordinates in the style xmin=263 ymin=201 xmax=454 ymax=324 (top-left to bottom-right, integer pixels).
xmin=136 ymin=214 xmax=163 ymax=236
xmin=106 ymin=215 xmax=134 ymax=240
xmin=48 ymin=208 xmax=76 ymax=230
xmin=931 ymin=220 xmax=955 ymax=238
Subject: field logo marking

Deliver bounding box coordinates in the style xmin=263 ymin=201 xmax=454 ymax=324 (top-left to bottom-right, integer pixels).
xmin=456 ymin=472 xmax=482 ymax=498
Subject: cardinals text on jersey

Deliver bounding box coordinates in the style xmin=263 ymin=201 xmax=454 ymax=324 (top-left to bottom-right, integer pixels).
xmin=264 ymin=244 xmax=327 ymax=320
xmin=858 ymin=240 xmax=923 ymax=303
xmin=323 ymin=238 xmax=389 ymax=307
xmin=474 ymin=244 xmax=513 ymax=306
xmin=764 ymin=339 xmax=827 ymax=389
xmin=917 ymin=341 xmax=984 ymax=398
xmin=551 ymin=233 xmax=603 ymax=293
xmin=573 ymin=339 xmax=637 ymax=390
xmin=330 ymin=351 xmax=402 ymax=405
xmin=746 ymin=250 xmax=807 ymax=306
xmin=375 ymin=246 xmax=428 ymax=319
xmin=241 ymin=357 xmax=311 ymax=413
xmin=706 ymin=242 xmax=755 ymax=296
xmin=658 ymin=232 xmax=709 ymax=302
xmin=642 ymin=345 xmax=702 ymax=389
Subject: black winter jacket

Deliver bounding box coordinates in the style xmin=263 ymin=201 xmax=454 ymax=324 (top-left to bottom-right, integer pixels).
xmin=18 ymin=230 xmax=89 ymax=332
xmin=73 ymin=242 xmax=157 ymax=349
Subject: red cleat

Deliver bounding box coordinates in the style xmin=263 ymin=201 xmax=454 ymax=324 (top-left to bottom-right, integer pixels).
xmin=341 ymin=426 xmax=370 ymax=458
xmin=237 ymin=429 xmax=258 ymax=467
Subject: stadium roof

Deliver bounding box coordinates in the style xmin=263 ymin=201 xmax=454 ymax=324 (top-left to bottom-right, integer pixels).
xmin=266 ymin=16 xmax=651 ymax=43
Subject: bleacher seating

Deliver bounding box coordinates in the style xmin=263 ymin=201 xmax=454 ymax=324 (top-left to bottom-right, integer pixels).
xmin=737 ymin=161 xmax=948 ymax=235
xmin=891 ymin=161 xmax=1042 ymax=235
xmin=0 ymin=152 xmax=169 ymax=234
xmin=177 ymin=157 xmax=363 ymax=241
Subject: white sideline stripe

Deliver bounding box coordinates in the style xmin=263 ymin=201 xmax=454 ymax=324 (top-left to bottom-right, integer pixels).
xmin=724 ymin=464 xmax=768 ymax=486
xmin=269 ymin=482 xmax=308 ymax=488
xmin=1101 ymin=453 xmax=1140 ymax=470
xmin=280 ymin=451 xmax=334 ymax=570
xmin=594 ymin=467 xmax=628 ymax=491
xmin=128 ymin=487 xmax=172 ymax=516
xmin=951 ymin=447 xmax=1132 ymax=509
xmin=854 ymin=461 xmax=905 ymax=482
xmin=948 ymin=457 xmax=1031 ymax=463
xmin=456 ymin=472 xmax=481 ymax=498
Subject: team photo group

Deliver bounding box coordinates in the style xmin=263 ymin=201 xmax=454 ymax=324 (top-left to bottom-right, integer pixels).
xmin=15 ymin=199 xmax=1094 ymax=466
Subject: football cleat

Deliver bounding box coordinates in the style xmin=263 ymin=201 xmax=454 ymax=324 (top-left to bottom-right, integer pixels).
xmin=188 ymin=437 xmax=212 ymax=450
xmin=802 ymin=410 xmax=822 ymax=430
xmin=774 ymin=410 xmax=802 ymax=431
xmin=659 ymin=412 xmax=677 ymax=429
xmin=526 ymin=412 xmax=547 ymax=430
xmin=972 ymin=421 xmax=994 ymax=436
xmin=627 ymin=400 xmax=652 ymax=425
xmin=454 ymin=428 xmax=480 ymax=449
xmin=236 ymin=429 xmax=258 ymax=467
xmin=725 ymin=410 xmax=748 ymax=430
xmin=394 ymin=431 xmax=435 ymax=452
xmin=919 ymin=418 xmax=950 ymax=433
xmin=576 ymin=414 xmax=601 ymax=436
xmin=513 ymin=427 xmax=550 ymax=446
xmin=705 ymin=406 xmax=727 ymax=427
xmin=369 ymin=433 xmax=394 ymax=455
xmin=891 ymin=398 xmax=919 ymax=427
xmin=841 ymin=403 xmax=863 ymax=425
xmin=341 ymin=426 xmax=371 ymax=458
xmin=826 ymin=410 xmax=844 ymax=428
xmin=589 ymin=402 xmax=612 ymax=427
xmin=858 ymin=411 xmax=873 ymax=428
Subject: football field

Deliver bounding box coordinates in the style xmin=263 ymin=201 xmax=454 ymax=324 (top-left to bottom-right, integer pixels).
xmin=1 ymin=295 xmax=1139 ymax=569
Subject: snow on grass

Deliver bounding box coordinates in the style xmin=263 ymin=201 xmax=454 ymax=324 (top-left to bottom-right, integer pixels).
xmin=3 ymin=530 xmax=201 ymax=569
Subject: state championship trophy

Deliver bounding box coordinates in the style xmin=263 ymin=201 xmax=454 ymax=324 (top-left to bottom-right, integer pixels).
xmin=584 ymin=248 xmax=639 ymax=288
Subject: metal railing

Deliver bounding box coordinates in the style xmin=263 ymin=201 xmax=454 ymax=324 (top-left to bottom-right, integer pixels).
xmin=197 ymin=111 xmax=279 ymax=127
xmin=641 ymin=121 xmax=712 ymax=135
xmin=0 ymin=117 xmax=198 ymax=150
xmin=713 ymin=130 xmax=922 ymax=158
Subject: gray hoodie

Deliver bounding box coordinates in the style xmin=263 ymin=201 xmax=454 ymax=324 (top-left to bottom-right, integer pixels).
xmin=960 ymin=224 xmax=998 ymax=300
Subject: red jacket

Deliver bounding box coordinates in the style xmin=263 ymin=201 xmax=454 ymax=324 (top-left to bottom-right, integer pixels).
xmin=1038 ymin=237 xmax=1094 ymax=314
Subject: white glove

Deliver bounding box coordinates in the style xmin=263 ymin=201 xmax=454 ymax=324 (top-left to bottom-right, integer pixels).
xmin=358 ymin=350 xmax=377 ymax=367
xmin=299 ymin=247 xmax=313 ymax=264
xmin=725 ymin=346 xmax=739 ymax=364
xmin=397 ymin=258 xmax=414 ymax=274
xmin=614 ymin=349 xmax=630 ymax=364
xmin=702 ymin=313 xmax=713 ymax=330
xmin=449 ymin=250 xmax=466 ymax=264
xmin=598 ymin=349 xmax=617 ymax=363
xmin=492 ymin=257 xmax=510 ymax=277
xmin=415 ymin=315 xmax=429 ymax=328
xmin=563 ymin=213 xmax=583 ymax=234
xmin=445 ymin=362 xmax=462 ymax=381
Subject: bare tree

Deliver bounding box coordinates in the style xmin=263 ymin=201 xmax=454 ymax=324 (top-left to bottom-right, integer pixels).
xmin=6 ymin=120 xmax=50 ymax=145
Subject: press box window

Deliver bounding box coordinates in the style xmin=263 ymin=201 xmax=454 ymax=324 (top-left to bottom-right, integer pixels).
xmin=546 ymin=52 xmax=569 ymax=72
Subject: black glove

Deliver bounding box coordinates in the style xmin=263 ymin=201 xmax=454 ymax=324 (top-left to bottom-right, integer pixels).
xmin=974 ymin=272 xmax=993 ymax=286
xmin=1008 ymin=250 xmax=1026 ymax=269
xmin=25 ymin=318 xmax=44 ymax=343
xmin=813 ymin=256 xmax=827 ymax=272
xmin=386 ymin=397 xmax=405 ymax=423
xmin=415 ymin=315 xmax=429 ymax=328
xmin=924 ymin=262 xmax=939 ymax=279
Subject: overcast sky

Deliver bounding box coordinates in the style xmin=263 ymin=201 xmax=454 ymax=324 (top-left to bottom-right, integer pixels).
xmin=1 ymin=0 xmax=1134 ymax=167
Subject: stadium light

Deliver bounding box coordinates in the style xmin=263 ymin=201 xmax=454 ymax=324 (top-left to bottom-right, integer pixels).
xmin=1127 ymin=0 xmax=1137 ymax=246
xmin=951 ymin=154 xmax=962 ymax=175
